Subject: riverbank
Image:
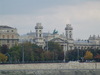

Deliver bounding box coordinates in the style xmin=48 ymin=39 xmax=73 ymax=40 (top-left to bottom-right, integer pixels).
xmin=0 ymin=62 xmax=100 ymax=70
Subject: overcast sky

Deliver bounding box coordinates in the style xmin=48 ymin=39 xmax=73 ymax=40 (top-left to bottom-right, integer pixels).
xmin=0 ymin=0 xmax=100 ymax=39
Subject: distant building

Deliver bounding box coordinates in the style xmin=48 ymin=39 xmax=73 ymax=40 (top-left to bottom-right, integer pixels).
xmin=0 ymin=26 xmax=19 ymax=48
xmin=19 ymin=23 xmax=74 ymax=53
xmin=19 ymin=23 xmax=100 ymax=52
xmin=74 ymin=35 xmax=100 ymax=49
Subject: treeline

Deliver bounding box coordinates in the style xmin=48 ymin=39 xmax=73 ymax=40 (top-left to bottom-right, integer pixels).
xmin=0 ymin=41 xmax=100 ymax=63
xmin=0 ymin=41 xmax=64 ymax=63
xmin=67 ymin=48 xmax=100 ymax=62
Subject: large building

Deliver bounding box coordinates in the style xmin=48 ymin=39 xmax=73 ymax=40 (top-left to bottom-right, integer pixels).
xmin=20 ymin=23 xmax=74 ymax=54
xmin=19 ymin=23 xmax=100 ymax=52
xmin=0 ymin=26 xmax=19 ymax=48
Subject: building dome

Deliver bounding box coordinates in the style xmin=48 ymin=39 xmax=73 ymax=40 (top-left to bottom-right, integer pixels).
xmin=35 ymin=23 xmax=43 ymax=29
xmin=65 ymin=24 xmax=73 ymax=30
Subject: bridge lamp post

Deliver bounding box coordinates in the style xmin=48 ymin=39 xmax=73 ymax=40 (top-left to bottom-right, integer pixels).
xmin=5 ymin=53 xmax=11 ymax=63
xmin=22 ymin=44 xmax=24 ymax=63
xmin=77 ymin=47 xmax=80 ymax=61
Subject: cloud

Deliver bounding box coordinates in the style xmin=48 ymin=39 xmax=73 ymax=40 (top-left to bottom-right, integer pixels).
xmin=0 ymin=1 xmax=100 ymax=39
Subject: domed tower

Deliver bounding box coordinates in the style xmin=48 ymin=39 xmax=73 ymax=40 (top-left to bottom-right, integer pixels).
xmin=64 ymin=24 xmax=74 ymax=50
xmin=65 ymin=24 xmax=73 ymax=40
xmin=35 ymin=23 xmax=45 ymax=48
xmin=35 ymin=23 xmax=43 ymax=38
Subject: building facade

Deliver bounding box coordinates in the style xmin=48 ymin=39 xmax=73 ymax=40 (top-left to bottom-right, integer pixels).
xmin=19 ymin=23 xmax=100 ymax=52
xmin=19 ymin=23 xmax=74 ymax=53
xmin=0 ymin=26 xmax=19 ymax=48
xmin=74 ymin=35 xmax=100 ymax=49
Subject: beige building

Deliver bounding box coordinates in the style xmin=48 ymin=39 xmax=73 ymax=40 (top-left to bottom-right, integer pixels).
xmin=0 ymin=26 xmax=19 ymax=48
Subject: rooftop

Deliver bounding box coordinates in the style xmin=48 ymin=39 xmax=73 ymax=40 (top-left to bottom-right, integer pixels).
xmin=0 ymin=25 xmax=14 ymax=29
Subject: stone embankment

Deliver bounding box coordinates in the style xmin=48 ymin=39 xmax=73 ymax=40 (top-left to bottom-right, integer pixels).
xmin=0 ymin=62 xmax=100 ymax=75
xmin=0 ymin=62 xmax=99 ymax=70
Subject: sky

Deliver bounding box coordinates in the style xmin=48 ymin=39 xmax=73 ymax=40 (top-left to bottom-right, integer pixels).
xmin=0 ymin=0 xmax=100 ymax=39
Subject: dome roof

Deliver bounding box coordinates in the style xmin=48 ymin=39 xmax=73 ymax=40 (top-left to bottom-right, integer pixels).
xmin=65 ymin=24 xmax=73 ymax=30
xmin=35 ymin=23 xmax=43 ymax=29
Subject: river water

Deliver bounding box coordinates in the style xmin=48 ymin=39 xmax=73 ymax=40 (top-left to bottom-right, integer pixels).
xmin=0 ymin=69 xmax=100 ymax=75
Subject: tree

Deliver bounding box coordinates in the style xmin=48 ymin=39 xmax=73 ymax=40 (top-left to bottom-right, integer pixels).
xmin=94 ymin=54 xmax=100 ymax=62
xmin=84 ymin=51 xmax=93 ymax=60
xmin=0 ymin=45 xmax=9 ymax=54
xmin=48 ymin=41 xmax=64 ymax=60
xmin=43 ymin=51 xmax=53 ymax=61
xmin=9 ymin=42 xmax=45 ymax=62
xmin=0 ymin=53 xmax=8 ymax=63
xmin=9 ymin=45 xmax=21 ymax=62
xmin=48 ymin=41 xmax=62 ymax=52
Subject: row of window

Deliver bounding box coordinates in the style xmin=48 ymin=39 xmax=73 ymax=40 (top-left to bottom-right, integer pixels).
xmin=2 ymin=35 xmax=14 ymax=39
xmin=75 ymin=46 xmax=100 ymax=49
xmin=7 ymin=30 xmax=14 ymax=32
xmin=7 ymin=40 xmax=15 ymax=43
xmin=1 ymin=40 xmax=15 ymax=43
xmin=36 ymin=30 xmax=42 ymax=33
xmin=36 ymin=34 xmax=42 ymax=37
xmin=66 ymin=34 xmax=72 ymax=38
xmin=1 ymin=30 xmax=15 ymax=32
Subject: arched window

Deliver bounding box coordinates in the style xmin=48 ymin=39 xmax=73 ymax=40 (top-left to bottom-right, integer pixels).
xmin=7 ymin=35 xmax=9 ymax=39
xmin=39 ymin=34 xmax=41 ymax=37
xmin=12 ymin=30 xmax=14 ymax=32
xmin=12 ymin=35 xmax=14 ymax=39
xmin=39 ymin=30 xmax=41 ymax=33
xmin=2 ymin=35 xmax=5 ymax=38
xmin=36 ymin=30 xmax=38 ymax=33
xmin=69 ymin=31 xmax=71 ymax=34
xmin=7 ymin=40 xmax=9 ymax=43
xmin=70 ymin=34 xmax=72 ymax=38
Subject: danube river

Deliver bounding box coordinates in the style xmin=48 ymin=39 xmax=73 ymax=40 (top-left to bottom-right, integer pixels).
xmin=0 ymin=69 xmax=100 ymax=75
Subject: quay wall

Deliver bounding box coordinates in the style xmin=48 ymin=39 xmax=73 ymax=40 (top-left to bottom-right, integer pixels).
xmin=0 ymin=62 xmax=100 ymax=70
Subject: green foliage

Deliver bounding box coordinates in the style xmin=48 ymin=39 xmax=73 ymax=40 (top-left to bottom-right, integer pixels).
xmin=67 ymin=49 xmax=85 ymax=61
xmin=0 ymin=53 xmax=8 ymax=63
xmin=48 ymin=41 xmax=64 ymax=60
xmin=48 ymin=41 xmax=62 ymax=52
xmin=0 ymin=45 xmax=9 ymax=54
xmin=7 ymin=41 xmax=64 ymax=62
xmin=9 ymin=45 xmax=21 ymax=62
xmin=9 ymin=42 xmax=44 ymax=62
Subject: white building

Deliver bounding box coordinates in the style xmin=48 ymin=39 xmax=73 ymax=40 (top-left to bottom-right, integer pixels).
xmin=19 ymin=23 xmax=74 ymax=54
xmin=74 ymin=35 xmax=100 ymax=49
xmin=19 ymin=23 xmax=100 ymax=52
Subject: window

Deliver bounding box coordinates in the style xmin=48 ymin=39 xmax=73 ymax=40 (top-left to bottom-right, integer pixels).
xmin=36 ymin=34 xmax=38 ymax=37
xmin=7 ymin=35 xmax=9 ymax=39
xmin=69 ymin=31 xmax=71 ymax=34
xmin=12 ymin=35 xmax=14 ymax=39
xmin=7 ymin=40 xmax=9 ymax=43
xmin=12 ymin=30 xmax=14 ymax=32
xmin=70 ymin=34 xmax=72 ymax=38
xmin=70 ymin=46 xmax=72 ymax=50
xmin=12 ymin=40 xmax=14 ymax=43
xmin=7 ymin=30 xmax=9 ymax=32
xmin=66 ymin=31 xmax=67 ymax=35
xmin=39 ymin=34 xmax=41 ymax=37
xmin=39 ymin=30 xmax=41 ymax=33
xmin=36 ymin=30 xmax=38 ymax=32
xmin=2 ymin=35 xmax=5 ymax=38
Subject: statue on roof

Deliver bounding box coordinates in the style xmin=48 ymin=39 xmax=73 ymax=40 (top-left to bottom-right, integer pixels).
xmin=53 ymin=29 xmax=58 ymax=34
